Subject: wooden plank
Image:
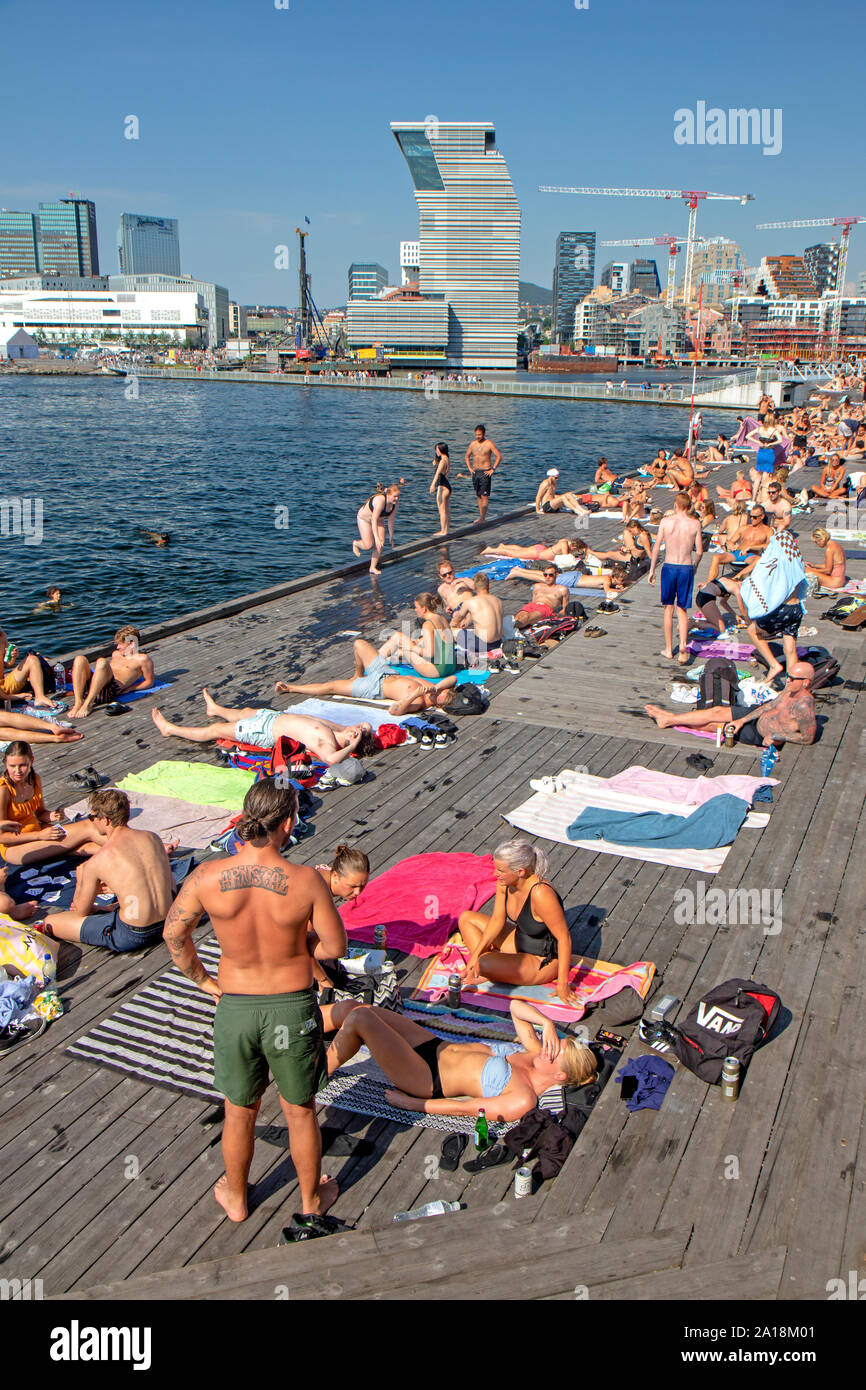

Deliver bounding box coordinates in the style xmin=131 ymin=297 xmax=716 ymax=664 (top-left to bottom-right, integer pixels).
xmin=546 ymin=1245 xmax=787 ymax=1301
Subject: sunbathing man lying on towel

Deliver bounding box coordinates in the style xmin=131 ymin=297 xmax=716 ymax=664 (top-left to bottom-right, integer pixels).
xmin=273 ymin=638 xmax=458 ymax=717
xmin=645 ymin=661 xmax=817 ymax=747
xmin=152 ymin=688 xmax=379 ymax=764
xmin=325 ymin=997 xmax=598 ymax=1122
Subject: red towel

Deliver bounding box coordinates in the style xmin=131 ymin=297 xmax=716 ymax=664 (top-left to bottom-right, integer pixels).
xmin=339 ymin=852 xmax=497 ymax=957
xmin=373 ymin=723 xmax=407 ymax=750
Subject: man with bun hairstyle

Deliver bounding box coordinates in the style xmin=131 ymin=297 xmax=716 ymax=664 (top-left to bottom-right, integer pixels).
xmin=162 ymin=777 xmax=347 ymax=1227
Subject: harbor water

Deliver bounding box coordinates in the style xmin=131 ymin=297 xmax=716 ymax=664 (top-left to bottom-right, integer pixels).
xmin=0 ymin=374 xmax=732 ymax=651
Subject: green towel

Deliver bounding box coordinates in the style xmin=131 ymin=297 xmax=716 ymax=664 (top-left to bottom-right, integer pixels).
xmin=118 ymin=761 xmax=256 ymax=811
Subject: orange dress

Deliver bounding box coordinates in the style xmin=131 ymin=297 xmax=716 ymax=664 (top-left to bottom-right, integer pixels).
xmin=0 ymin=772 xmax=45 ymax=858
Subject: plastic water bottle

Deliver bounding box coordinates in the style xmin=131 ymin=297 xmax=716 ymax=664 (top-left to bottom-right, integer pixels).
xmin=53 ymin=663 xmax=66 ymax=693
xmin=393 ymin=1199 xmax=461 ymax=1223
xmin=760 ymin=743 xmax=780 ymax=778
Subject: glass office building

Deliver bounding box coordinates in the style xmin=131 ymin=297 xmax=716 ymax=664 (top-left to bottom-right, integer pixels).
xmin=629 ymin=258 xmax=662 ymax=298
xmin=37 ymin=199 xmax=99 ymax=275
xmin=0 ymin=212 xmax=41 ymax=277
xmin=118 ymin=214 xmax=181 ymax=276
xmin=389 ymin=121 xmax=520 ymax=368
xmin=348 ymin=263 xmax=389 ymax=299
xmin=552 ymin=232 xmax=595 ymax=343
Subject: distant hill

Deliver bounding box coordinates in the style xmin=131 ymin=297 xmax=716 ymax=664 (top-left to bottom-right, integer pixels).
xmin=520 ymin=281 xmax=552 ymax=305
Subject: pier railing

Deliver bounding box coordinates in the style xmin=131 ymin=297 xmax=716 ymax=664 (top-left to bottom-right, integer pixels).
xmin=132 ymin=365 xmax=697 ymax=406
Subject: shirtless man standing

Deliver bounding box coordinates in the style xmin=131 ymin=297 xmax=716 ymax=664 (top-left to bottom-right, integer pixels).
xmin=162 ymin=778 xmax=348 ymax=1226
xmin=450 ymin=573 xmax=504 ymax=660
xmin=152 ymin=689 xmax=378 ymax=764
xmin=648 ymin=493 xmax=703 ymax=664
xmin=274 ymin=638 xmax=458 ymax=716
xmin=645 ymin=662 xmax=817 ymax=748
xmin=514 ymin=566 xmax=569 ymax=628
xmin=68 ymin=625 xmax=155 ymax=719
xmin=465 ymin=425 xmax=502 ymax=522
xmin=43 ymin=788 xmax=177 ymax=951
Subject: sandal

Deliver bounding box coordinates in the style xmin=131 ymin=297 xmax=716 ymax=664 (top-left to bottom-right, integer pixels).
xmin=463 ymin=1141 xmax=509 ymax=1173
xmin=279 ymin=1212 xmax=354 ymax=1244
xmin=440 ymin=1133 xmax=468 ymax=1172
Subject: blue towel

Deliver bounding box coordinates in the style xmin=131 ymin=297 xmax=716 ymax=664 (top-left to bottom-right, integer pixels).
xmin=388 ymin=664 xmax=489 ymax=686
xmin=567 ymin=794 xmax=750 ymax=851
xmin=457 ymin=559 xmax=529 ymax=582
xmin=616 ymin=1055 xmax=674 ymax=1111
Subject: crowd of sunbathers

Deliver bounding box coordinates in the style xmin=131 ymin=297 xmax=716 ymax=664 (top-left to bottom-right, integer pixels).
xmin=1 ymin=381 xmax=862 ymax=1232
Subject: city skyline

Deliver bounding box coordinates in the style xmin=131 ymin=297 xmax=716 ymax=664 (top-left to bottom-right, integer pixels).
xmin=2 ymin=0 xmax=863 ymax=306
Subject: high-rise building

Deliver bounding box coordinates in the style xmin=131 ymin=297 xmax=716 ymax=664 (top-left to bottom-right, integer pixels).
xmin=552 ymin=232 xmax=595 ymax=343
xmin=629 ymin=258 xmax=661 ymax=298
xmin=859 ymin=270 xmax=866 ymax=297
xmin=681 ymin=239 xmax=744 ymax=307
xmin=348 ymin=263 xmax=389 ymax=299
xmin=600 ymin=261 xmax=628 ymax=294
xmin=37 ymin=199 xmax=99 ymax=275
xmin=0 ymin=211 xmax=41 ymax=277
xmin=400 ymin=240 xmax=420 ymax=285
xmin=118 ymin=214 xmax=181 ymax=276
xmin=804 ymin=242 xmax=841 ymax=295
xmin=759 ymin=255 xmax=818 ymax=299
xmin=389 ymin=120 xmax=520 ymax=368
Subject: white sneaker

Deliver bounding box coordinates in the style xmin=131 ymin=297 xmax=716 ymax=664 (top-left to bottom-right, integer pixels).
xmin=530 ymin=775 xmax=562 ymax=794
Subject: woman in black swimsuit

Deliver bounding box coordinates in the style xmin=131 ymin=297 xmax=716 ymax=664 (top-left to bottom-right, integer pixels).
xmin=353 ymin=479 xmax=404 ymax=575
xmin=458 ymin=840 xmax=578 ymax=1007
xmin=430 ymin=442 xmax=451 ymax=536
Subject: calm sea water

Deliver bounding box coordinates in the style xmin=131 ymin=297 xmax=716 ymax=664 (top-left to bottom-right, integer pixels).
xmin=0 ymin=375 xmax=732 ymax=652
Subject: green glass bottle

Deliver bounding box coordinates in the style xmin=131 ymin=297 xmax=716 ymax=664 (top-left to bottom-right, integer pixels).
xmin=474 ymin=1108 xmax=489 ymax=1151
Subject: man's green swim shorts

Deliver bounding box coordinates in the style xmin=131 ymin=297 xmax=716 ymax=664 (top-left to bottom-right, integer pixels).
xmin=213 ymin=987 xmax=327 ymax=1106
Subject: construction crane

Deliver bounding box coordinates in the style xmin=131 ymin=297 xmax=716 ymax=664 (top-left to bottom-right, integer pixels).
xmin=540 ymin=186 xmax=755 ymax=306
xmin=294 ymin=227 xmax=332 ymax=359
xmin=755 ymin=216 xmax=864 ymax=358
xmin=600 ymin=235 xmax=701 ymax=307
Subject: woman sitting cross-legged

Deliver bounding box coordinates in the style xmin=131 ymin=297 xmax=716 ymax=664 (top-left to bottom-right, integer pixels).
xmin=0 ymin=741 xmax=106 ymax=867
xmin=325 ymin=997 xmax=598 ymax=1122
xmin=458 ymin=839 xmax=579 ymax=1009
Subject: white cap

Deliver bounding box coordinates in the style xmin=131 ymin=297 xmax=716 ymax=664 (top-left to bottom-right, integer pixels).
xmin=546 ymin=468 xmax=559 ymax=477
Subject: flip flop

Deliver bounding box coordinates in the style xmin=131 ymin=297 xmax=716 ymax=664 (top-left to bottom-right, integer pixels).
xmin=279 ymin=1212 xmax=353 ymax=1243
xmin=463 ymin=1141 xmax=509 ymax=1173
xmin=104 ymin=703 xmax=129 ymax=717
xmin=440 ymin=1133 xmax=468 ymax=1172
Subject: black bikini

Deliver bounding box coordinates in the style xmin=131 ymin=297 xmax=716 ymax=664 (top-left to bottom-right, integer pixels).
xmin=413 ymin=1037 xmax=445 ymax=1098
xmin=366 ymin=495 xmax=397 ymax=516
xmin=506 ymin=882 xmax=562 ymax=965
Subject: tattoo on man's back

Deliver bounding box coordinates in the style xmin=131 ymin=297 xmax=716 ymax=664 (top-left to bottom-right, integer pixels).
xmin=219 ymin=865 xmax=289 ymax=895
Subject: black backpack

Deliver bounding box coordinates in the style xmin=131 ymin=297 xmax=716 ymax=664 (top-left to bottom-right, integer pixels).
xmin=449 ymin=684 xmax=487 ymax=716
xmin=697 ymin=656 xmax=740 ymax=710
xmin=673 ymin=977 xmax=782 ymax=1084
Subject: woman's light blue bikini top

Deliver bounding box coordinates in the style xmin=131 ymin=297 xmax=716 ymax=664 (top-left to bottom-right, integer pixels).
xmin=481 ymin=1043 xmax=521 ymax=1098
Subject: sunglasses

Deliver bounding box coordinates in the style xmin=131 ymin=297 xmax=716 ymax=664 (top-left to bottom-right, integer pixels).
xmin=440 ymin=570 xmax=454 ymax=577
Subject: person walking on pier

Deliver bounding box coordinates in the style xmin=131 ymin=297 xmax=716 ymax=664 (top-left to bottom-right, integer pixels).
xmin=465 ymin=425 xmax=501 ymax=523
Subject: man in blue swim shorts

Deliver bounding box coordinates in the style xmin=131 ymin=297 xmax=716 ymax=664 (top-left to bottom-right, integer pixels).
xmin=648 ymin=494 xmax=703 ymax=665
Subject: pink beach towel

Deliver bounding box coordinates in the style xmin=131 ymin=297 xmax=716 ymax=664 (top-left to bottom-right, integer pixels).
xmin=415 ymin=943 xmax=655 ymax=1022
xmin=604 ymin=766 xmax=776 ymax=805
xmin=339 ymin=852 xmax=498 ymax=958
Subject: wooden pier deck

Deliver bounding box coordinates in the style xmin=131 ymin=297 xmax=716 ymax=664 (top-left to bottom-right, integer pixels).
xmin=1 ymin=472 xmax=864 ymax=1303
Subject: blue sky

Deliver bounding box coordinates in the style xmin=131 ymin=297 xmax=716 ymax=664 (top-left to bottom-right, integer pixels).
xmin=3 ymin=0 xmax=863 ymax=306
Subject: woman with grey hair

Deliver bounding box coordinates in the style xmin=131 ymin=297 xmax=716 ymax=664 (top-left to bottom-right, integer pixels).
xmin=457 ymin=839 xmax=578 ymax=1007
